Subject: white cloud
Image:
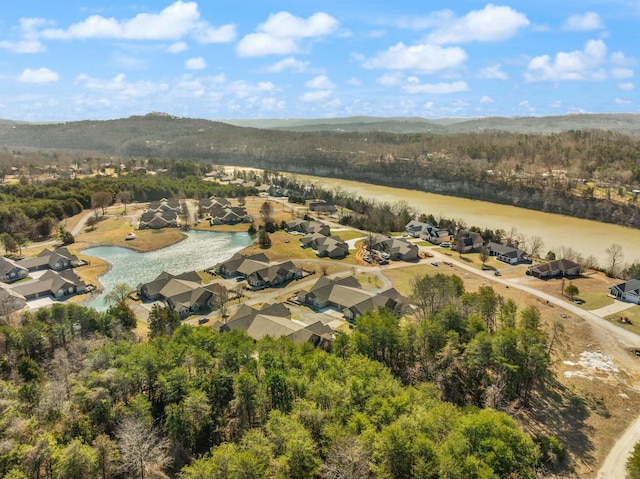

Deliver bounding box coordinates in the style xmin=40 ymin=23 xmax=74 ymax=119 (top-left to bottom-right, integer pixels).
xmin=403 ymin=80 xmax=469 ymax=94
xmin=427 ymin=4 xmax=529 ymax=44
xmin=376 ymin=72 xmax=404 ymax=86
xmin=478 ymin=65 xmax=508 ymax=80
xmin=38 ymin=1 xmax=235 ymax=43
xmin=0 ymin=40 xmax=45 ymax=53
xmin=363 ymin=42 xmax=467 ymax=73
xmin=562 ymin=12 xmax=603 ymax=31
xmin=266 ymin=57 xmax=310 ymax=73
xmin=618 ymin=82 xmax=634 ymax=91
xmin=18 ymin=67 xmax=59 ymax=83
xmin=306 ymin=75 xmax=335 ymax=89
xmin=300 ymin=90 xmax=333 ymax=102
xmin=480 ymin=95 xmax=493 ymax=103
xmin=237 ymin=11 xmax=338 ymax=57
xmin=167 ymin=41 xmax=188 ymax=53
xmin=525 ymin=39 xmax=608 ymax=81
xmin=347 ymin=77 xmax=362 ymax=86
xmin=615 ymin=98 xmax=632 ymax=105
xmin=75 ymin=73 xmax=169 ymax=99
xmin=185 ymin=57 xmax=206 ymax=70
xmin=611 ymin=68 xmax=634 ymax=79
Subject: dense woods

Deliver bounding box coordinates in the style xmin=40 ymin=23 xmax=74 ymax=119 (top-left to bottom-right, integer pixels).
xmin=0 ymin=273 xmax=563 ymax=478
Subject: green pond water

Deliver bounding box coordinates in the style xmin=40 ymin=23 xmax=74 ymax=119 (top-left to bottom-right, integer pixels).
xmin=83 ymin=230 xmax=253 ymax=310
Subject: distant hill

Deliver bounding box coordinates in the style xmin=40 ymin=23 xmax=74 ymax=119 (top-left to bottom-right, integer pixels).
xmin=222 ymin=113 xmax=640 ymax=136
xmin=1 ymin=112 xmax=640 ymax=156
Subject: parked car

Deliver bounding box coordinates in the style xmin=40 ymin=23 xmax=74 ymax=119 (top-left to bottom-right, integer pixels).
xmin=440 ymin=242 xmax=451 ymax=248
xmin=494 ymin=271 xmax=502 ymax=276
xmin=197 ymin=317 xmax=208 ymax=325
xmin=431 ymin=262 xmax=438 ymax=267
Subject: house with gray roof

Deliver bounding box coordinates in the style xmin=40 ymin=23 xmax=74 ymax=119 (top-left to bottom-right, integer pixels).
xmin=300 ymin=233 xmax=348 ymax=259
xmin=0 ymin=283 xmax=26 ymax=315
xmin=369 ymin=235 xmax=419 ymax=262
xmin=218 ymin=303 xmax=332 ymax=348
xmin=17 ymin=247 xmax=80 ymax=272
xmin=12 ymin=269 xmax=86 ymax=300
xmin=294 ymin=276 xmax=408 ymax=321
xmin=0 ymin=257 xmax=29 ymax=283
xmin=213 ymin=253 xmax=302 ymax=290
xmin=609 ymin=278 xmax=640 ymax=304
xmin=286 ymin=219 xmax=330 ymax=236
xmin=137 ymin=270 xmax=227 ymax=317
xmin=485 ymin=242 xmax=530 ymax=265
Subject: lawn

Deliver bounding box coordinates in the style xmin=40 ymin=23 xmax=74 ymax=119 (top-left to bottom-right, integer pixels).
xmin=605 ymin=306 xmax=640 ymax=338
xmin=75 ymin=216 xmax=186 ymax=252
xmin=573 ymin=292 xmax=615 ymax=311
xmin=355 ymin=273 xmax=384 ymax=289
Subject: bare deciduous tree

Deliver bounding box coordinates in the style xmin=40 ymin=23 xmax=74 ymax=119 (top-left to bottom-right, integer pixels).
xmin=605 ymin=243 xmax=624 ymax=278
xmin=116 ymin=416 xmax=171 ymax=479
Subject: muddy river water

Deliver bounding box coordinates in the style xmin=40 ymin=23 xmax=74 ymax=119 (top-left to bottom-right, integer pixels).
xmin=288 ymin=173 xmax=640 ymax=267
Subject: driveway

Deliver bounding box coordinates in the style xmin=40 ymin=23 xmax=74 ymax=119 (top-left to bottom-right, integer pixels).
xmin=590 ymin=299 xmax=636 ymax=318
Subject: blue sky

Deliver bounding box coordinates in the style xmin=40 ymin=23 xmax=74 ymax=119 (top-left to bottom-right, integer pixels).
xmin=0 ymin=1 xmax=638 ymax=121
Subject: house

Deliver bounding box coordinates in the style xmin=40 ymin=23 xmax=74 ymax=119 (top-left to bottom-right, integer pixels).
xmin=218 ymin=303 xmax=333 ymax=348
xmin=308 ymin=200 xmax=337 ymax=213
xmin=213 ymin=253 xmax=303 ymax=290
xmin=420 ymin=224 xmax=451 ymax=244
xmin=137 ymin=270 xmax=227 ymax=317
xmin=285 ymin=219 xmax=331 ymax=236
xmin=18 ymin=247 xmax=81 ymax=272
xmin=138 ymin=210 xmax=179 ymax=229
xmin=529 ymin=259 xmax=581 ymax=279
xmin=369 ymin=234 xmax=419 ymax=262
xmin=405 ymin=220 xmax=429 ymax=238
xmin=199 ymin=197 xmax=250 ymax=225
xmin=0 ymin=283 xmax=26 ymax=315
xmin=138 ymin=198 xmax=181 ymax=229
xmin=294 ymin=276 xmax=408 ymax=321
xmin=485 ymin=242 xmax=530 ymax=265
xmin=12 ymin=269 xmax=86 ymax=300
xmin=609 ymin=279 xmax=640 ymax=304
xmin=300 ymin=233 xmax=349 ymax=259
xmin=137 ymin=271 xmax=202 ymax=301
xmin=454 ymin=230 xmax=485 ymax=253
xmin=0 ymin=257 xmax=29 ymax=282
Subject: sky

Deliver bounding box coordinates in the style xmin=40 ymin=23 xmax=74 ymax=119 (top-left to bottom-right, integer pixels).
xmin=0 ymin=0 xmax=638 ymax=122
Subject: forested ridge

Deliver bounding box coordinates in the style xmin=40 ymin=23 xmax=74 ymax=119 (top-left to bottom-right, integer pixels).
xmin=2 ymin=113 xmax=640 ymax=228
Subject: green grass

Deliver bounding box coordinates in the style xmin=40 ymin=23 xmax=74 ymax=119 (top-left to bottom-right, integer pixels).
xmin=381 ymin=264 xmax=436 ymax=296
xmin=335 ymin=230 xmax=366 ymax=242
xmin=605 ymin=305 xmax=640 ymax=338
xmin=573 ymin=292 xmax=615 ymax=310
xmin=355 ymin=273 xmax=383 ymax=289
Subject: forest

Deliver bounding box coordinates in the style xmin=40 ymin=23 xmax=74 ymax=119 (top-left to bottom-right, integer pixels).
xmin=0 ymin=274 xmax=563 ymax=479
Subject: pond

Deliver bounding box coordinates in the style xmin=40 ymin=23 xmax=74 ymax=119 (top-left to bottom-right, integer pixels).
xmin=82 ymin=230 xmax=254 ymax=310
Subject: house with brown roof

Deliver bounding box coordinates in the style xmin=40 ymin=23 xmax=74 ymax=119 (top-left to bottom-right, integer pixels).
xmin=528 ymin=259 xmax=581 ymax=279
xmin=0 ymin=257 xmax=29 ymax=283
xmin=454 ymin=230 xmax=485 ymax=253
xmin=0 ymin=283 xmax=26 ymax=315
xmin=218 ymin=303 xmax=333 ymax=348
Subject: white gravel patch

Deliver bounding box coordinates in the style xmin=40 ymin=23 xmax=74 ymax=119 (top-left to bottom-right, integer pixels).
xmin=564 ymin=350 xmax=618 ymax=379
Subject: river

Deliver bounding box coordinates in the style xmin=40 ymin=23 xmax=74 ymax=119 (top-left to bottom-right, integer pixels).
xmin=82 ymin=230 xmax=253 ymax=310
xmin=285 ymin=173 xmax=640 ymax=267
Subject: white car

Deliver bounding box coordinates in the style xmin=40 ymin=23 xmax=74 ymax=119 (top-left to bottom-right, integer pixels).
xmin=440 ymin=241 xmax=451 ymax=248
